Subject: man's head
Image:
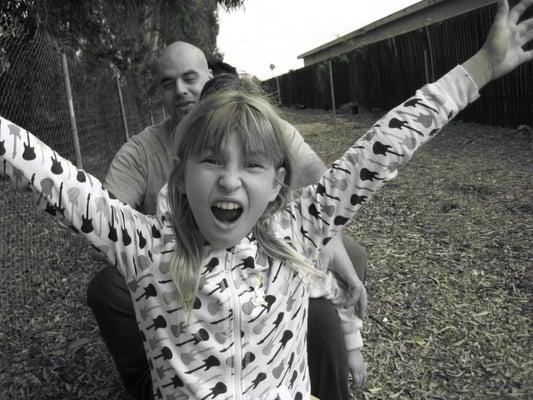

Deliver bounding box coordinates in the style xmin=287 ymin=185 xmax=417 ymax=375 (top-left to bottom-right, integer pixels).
xmin=158 ymin=41 xmax=213 ymax=123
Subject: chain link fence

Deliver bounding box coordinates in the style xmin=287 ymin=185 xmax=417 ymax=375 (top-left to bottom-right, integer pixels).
xmin=0 ymin=23 xmax=163 ymax=320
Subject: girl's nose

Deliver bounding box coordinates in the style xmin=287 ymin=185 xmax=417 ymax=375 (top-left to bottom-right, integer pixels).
xmin=218 ymin=170 xmax=242 ymax=192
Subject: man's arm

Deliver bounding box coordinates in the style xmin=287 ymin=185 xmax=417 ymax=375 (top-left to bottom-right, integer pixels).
xmin=281 ymin=120 xmax=327 ymax=188
xmin=283 ymin=120 xmax=368 ymax=315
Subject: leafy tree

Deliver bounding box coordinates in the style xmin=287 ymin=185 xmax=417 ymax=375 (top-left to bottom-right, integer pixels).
xmin=1 ymin=0 xmax=245 ymax=104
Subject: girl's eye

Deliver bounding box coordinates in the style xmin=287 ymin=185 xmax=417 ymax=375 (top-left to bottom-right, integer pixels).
xmin=245 ymin=161 xmax=265 ymax=169
xmin=201 ymin=157 xmax=221 ymax=165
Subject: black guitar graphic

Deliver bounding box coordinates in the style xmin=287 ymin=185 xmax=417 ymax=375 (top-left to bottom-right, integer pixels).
xmin=154 ymin=346 xmax=173 ymax=361
xmin=288 ymin=370 xmax=298 ymax=389
xmin=308 ymin=203 xmax=330 ymax=226
xmin=162 ymin=374 xmax=183 ymax=389
xmin=232 ymin=256 xmax=255 ymax=271
xmin=202 ymin=257 xmax=219 ymax=275
xmin=373 ymin=141 xmax=404 ymax=157
xmin=350 ymin=194 xmax=368 ymax=206
xmin=248 ymin=295 xmax=276 ymax=323
xmin=108 ymin=206 xmax=118 ymax=242
xmin=316 ymin=182 xmax=340 ymax=201
xmin=331 ymin=162 xmax=351 ymax=174
xmin=300 ymin=227 xmax=317 ymax=247
xmin=241 ymin=351 xmax=255 ymax=370
xmin=50 ymin=152 xmax=63 ymax=174
xmin=360 ymin=168 xmax=384 ymax=182
xmin=177 ymin=328 xmax=209 ymax=347
xmin=404 ymin=97 xmax=438 ymax=113
xmin=389 ymin=117 xmax=423 ymax=136
xmin=200 ymin=381 xmax=226 ymax=399
xmin=151 ymin=224 xmax=161 ymax=238
xmin=257 ymin=312 xmax=284 ymax=344
xmin=185 ymin=355 xmax=220 ymax=373
xmin=137 ymin=230 xmax=147 ymax=249
xmin=244 ymin=372 xmax=267 ymax=393
xmin=333 ymin=215 xmax=349 ymax=226
xmin=81 ymin=193 xmax=94 ymax=233
xmin=146 ymin=315 xmax=167 ymax=331
xmin=135 ymin=283 xmax=157 ymax=301
xmin=267 ymin=330 xmax=293 ymax=365
xmin=21 ymin=129 xmax=36 ymax=161
xmin=207 ymin=278 xmax=228 ymax=295
xmin=76 ymin=170 xmax=86 ymax=182
xmin=120 ymin=211 xmax=132 ymax=246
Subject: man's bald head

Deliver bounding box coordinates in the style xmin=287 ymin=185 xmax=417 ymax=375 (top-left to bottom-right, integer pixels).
xmin=158 ymin=41 xmax=213 ymax=123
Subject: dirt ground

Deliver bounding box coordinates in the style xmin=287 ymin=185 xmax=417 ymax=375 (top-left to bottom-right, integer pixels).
xmin=1 ymin=107 xmax=531 ymax=399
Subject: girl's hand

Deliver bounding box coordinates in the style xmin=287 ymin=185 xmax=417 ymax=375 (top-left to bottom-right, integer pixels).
xmin=464 ymin=0 xmax=533 ymax=88
xmin=348 ymin=349 xmax=367 ymax=391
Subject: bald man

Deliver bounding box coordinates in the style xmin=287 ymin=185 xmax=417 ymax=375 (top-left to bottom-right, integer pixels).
xmin=87 ymin=41 xmax=367 ymax=400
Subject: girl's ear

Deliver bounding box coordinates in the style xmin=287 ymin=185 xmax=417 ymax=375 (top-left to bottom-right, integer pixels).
xmin=268 ymin=167 xmax=286 ymax=202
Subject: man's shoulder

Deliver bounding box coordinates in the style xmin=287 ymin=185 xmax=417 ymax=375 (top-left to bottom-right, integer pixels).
xmin=131 ymin=120 xmax=169 ymax=144
xmin=116 ymin=120 xmax=170 ymax=157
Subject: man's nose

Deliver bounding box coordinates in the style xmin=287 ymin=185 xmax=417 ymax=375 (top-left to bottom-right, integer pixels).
xmin=218 ymin=169 xmax=242 ymax=192
xmin=175 ymin=79 xmax=188 ymax=96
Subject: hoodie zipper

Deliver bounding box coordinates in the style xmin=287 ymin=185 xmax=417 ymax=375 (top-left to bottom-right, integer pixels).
xmin=225 ymin=250 xmax=243 ymax=400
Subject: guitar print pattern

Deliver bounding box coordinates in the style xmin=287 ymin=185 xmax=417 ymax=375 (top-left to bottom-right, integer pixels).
xmin=0 ymin=66 xmax=479 ymax=399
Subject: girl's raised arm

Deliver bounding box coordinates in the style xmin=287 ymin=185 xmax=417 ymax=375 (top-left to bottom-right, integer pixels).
xmin=286 ymin=0 xmax=533 ymax=262
xmin=0 ymin=116 xmax=168 ymax=280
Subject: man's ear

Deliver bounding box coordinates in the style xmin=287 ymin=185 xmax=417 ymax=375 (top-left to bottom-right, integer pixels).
xmin=269 ymin=167 xmax=286 ymax=202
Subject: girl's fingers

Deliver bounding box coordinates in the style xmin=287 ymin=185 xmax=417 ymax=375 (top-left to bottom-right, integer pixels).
xmin=522 ymin=28 xmax=533 ymax=45
xmin=495 ymin=0 xmax=510 ymax=24
xmin=518 ymin=17 xmax=533 ymax=34
xmin=509 ymin=0 xmax=533 ymax=25
xmin=522 ymin=49 xmax=533 ymax=63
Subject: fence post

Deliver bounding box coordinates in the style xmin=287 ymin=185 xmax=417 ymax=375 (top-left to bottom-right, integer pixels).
xmin=275 ymin=76 xmax=282 ymax=105
xmin=60 ymin=52 xmax=83 ymax=169
xmin=328 ymin=60 xmax=337 ymax=126
xmin=162 ymin=105 xmax=166 ymax=120
xmin=425 ymin=26 xmax=435 ymax=82
xmin=115 ymin=74 xmax=130 ymax=142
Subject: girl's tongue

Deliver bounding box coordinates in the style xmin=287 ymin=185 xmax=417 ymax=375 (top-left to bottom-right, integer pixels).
xmin=211 ymin=201 xmax=242 ymax=223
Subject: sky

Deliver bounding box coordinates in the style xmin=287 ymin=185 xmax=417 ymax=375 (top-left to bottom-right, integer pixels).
xmin=217 ymin=0 xmax=421 ymax=80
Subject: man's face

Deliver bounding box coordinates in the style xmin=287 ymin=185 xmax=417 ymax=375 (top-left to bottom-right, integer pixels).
xmin=158 ymin=45 xmax=213 ymax=122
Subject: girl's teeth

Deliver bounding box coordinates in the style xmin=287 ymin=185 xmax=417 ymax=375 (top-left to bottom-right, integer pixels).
xmin=214 ymin=202 xmax=240 ymax=210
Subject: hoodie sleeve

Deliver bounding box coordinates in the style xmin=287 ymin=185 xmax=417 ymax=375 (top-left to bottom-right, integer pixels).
xmin=284 ymin=65 xmax=480 ymax=265
xmin=0 ymin=117 xmax=167 ymax=280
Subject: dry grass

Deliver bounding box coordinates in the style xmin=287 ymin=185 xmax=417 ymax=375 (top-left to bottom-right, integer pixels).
xmin=1 ymin=107 xmax=532 ymax=399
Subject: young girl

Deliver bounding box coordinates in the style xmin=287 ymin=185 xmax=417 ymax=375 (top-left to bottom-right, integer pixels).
xmin=1 ymin=1 xmax=531 ymax=398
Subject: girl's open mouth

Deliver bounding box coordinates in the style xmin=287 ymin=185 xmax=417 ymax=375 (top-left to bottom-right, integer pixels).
xmin=211 ymin=201 xmax=243 ymax=223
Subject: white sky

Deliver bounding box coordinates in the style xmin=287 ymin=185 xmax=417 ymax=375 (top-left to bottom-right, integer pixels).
xmin=217 ymin=0 xmax=421 ymax=80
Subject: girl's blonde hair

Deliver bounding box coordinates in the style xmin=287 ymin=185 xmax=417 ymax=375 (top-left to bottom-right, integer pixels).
xmin=167 ymin=87 xmax=322 ymax=310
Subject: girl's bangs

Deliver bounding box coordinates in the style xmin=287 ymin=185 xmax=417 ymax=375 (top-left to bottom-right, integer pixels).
xmin=189 ymin=99 xmax=285 ymax=167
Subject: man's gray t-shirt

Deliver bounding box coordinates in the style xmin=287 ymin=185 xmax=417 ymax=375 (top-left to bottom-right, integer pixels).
xmin=104 ymin=118 xmax=323 ymax=214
